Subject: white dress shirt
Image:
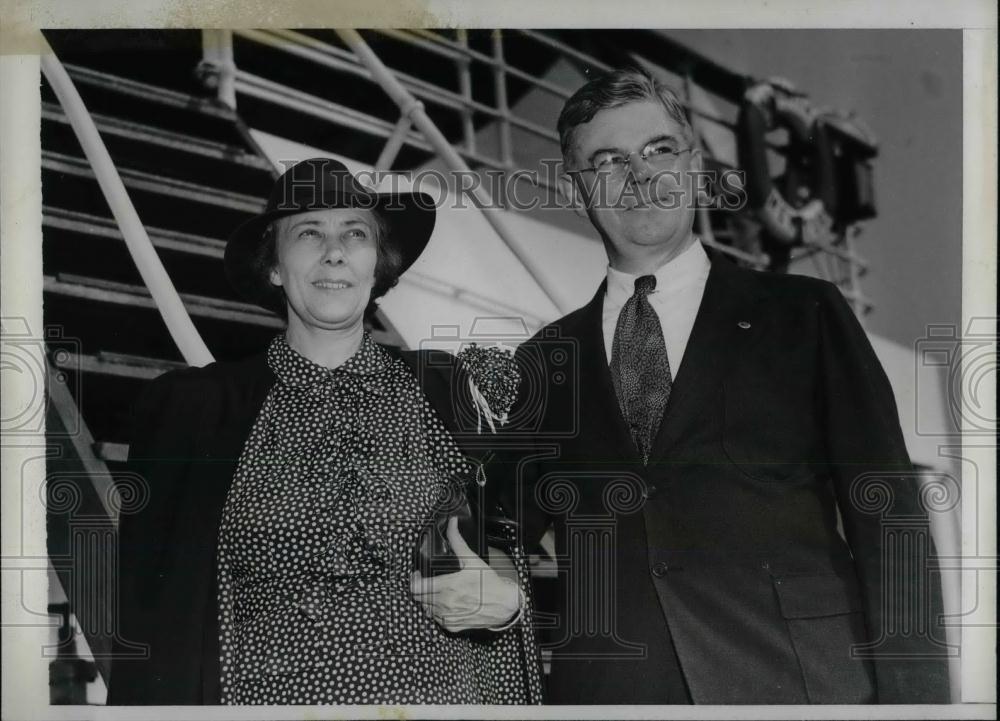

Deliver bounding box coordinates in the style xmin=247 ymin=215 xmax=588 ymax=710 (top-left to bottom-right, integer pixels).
xmin=602 ymin=240 xmax=712 ymax=375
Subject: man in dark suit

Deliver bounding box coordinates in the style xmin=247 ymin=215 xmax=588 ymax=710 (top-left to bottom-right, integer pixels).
xmin=501 ymin=68 xmax=950 ymax=704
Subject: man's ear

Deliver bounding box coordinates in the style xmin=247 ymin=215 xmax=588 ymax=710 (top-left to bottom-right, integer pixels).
xmin=557 ymin=172 xmax=588 ymax=218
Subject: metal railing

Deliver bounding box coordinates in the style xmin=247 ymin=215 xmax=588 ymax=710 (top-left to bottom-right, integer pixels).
xmin=335 ymin=28 xmax=567 ymax=313
xmin=229 ymin=28 xmax=564 ymax=200
xmin=40 ymin=46 xmax=215 ymax=368
xmin=379 ymin=29 xmax=747 ymax=136
xmin=45 ymin=26 xmax=872 ymax=342
xmin=201 ymin=28 xmax=873 ymax=312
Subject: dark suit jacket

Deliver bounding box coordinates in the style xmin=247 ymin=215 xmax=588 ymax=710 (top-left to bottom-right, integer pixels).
xmin=107 ymin=345 xmax=496 ymax=704
xmin=503 ymin=253 xmax=950 ymax=704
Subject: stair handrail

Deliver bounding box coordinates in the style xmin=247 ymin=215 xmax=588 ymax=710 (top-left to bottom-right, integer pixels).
xmin=334 ymin=28 xmax=568 ymax=315
xmin=40 ymin=47 xmax=215 ymax=367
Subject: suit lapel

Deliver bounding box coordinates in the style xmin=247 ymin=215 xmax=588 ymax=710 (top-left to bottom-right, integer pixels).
xmin=646 ymin=257 xmax=770 ymax=464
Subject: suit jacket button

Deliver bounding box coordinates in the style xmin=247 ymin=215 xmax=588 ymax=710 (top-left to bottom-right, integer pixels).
xmin=651 ymin=561 xmax=669 ymax=577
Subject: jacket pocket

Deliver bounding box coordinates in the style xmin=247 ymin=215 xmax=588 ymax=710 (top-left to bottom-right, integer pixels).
xmin=773 ymin=573 xmax=877 ymax=703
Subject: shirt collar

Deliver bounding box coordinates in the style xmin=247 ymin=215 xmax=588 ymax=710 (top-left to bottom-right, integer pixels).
xmin=605 ymin=239 xmax=710 ymax=305
xmin=267 ymin=331 xmax=393 ymax=390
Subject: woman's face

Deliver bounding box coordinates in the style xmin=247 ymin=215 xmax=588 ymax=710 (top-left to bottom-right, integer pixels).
xmin=269 ymin=208 xmax=379 ymax=332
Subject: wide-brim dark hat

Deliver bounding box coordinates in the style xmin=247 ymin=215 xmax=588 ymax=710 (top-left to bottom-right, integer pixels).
xmin=225 ymin=157 xmax=436 ymax=314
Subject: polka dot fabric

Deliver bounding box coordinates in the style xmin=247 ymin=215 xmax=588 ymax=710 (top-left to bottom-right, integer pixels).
xmin=216 ymin=333 xmax=542 ymax=704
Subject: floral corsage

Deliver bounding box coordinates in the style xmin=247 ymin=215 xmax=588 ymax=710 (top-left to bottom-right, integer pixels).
xmin=456 ymin=344 xmax=521 ymax=434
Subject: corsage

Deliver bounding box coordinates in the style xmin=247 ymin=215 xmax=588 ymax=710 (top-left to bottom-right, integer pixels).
xmin=456 ymin=344 xmax=521 ymax=434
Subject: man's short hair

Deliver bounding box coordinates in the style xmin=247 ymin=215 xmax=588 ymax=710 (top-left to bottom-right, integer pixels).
xmin=557 ymin=67 xmax=695 ymax=165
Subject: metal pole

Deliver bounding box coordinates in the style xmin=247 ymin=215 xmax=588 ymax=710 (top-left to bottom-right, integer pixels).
xmin=491 ymin=30 xmax=514 ymax=169
xmin=41 ymin=50 xmax=215 ymax=367
xmin=844 ymin=226 xmax=867 ymax=320
xmin=200 ymin=29 xmax=237 ymax=109
xmin=456 ymin=29 xmax=477 ymax=155
xmin=375 ymin=112 xmax=416 ymax=173
xmin=335 ymin=28 xmax=566 ymax=314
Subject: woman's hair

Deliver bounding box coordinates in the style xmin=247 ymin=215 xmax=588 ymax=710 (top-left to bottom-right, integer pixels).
xmin=249 ymin=208 xmax=404 ymax=320
xmin=557 ymin=67 xmax=694 ymax=165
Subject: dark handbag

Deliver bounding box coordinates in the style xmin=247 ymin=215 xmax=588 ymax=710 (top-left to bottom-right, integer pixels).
xmin=413 ymin=462 xmax=518 ymax=577
xmin=413 ymin=495 xmax=483 ymax=577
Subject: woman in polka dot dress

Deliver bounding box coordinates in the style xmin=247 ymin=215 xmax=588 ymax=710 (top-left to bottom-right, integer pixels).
xmin=109 ymin=159 xmax=543 ymax=705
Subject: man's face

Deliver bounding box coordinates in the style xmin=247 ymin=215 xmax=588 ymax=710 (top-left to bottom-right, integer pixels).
xmin=269 ymin=208 xmax=379 ymax=332
xmin=566 ymin=100 xmax=702 ymax=264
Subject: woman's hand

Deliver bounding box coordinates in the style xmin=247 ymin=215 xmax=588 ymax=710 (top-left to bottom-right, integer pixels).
xmin=410 ymin=517 xmax=522 ymax=633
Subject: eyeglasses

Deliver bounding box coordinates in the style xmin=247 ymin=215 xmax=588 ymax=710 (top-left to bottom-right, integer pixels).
xmin=569 ymin=139 xmax=692 ymax=180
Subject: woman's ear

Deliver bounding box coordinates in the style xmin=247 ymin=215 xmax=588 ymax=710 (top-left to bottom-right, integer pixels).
xmin=269 ymin=267 xmax=282 ymax=287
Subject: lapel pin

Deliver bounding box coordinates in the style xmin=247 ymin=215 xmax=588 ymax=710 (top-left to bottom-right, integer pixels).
xmin=738 ymin=321 xmax=751 ymax=329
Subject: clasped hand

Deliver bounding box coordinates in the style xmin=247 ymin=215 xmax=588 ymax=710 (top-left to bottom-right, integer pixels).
xmin=410 ymin=517 xmax=521 ymax=633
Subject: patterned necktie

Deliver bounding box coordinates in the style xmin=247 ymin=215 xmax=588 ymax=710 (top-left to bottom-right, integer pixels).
xmin=609 ymin=275 xmax=673 ymax=464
